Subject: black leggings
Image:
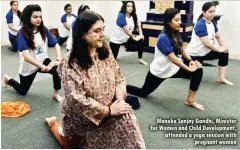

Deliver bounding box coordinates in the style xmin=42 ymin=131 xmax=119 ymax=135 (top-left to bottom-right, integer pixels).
xmin=57 ymin=37 xmax=68 ymax=45
xmin=109 ymin=38 xmax=144 ymax=59
xmin=191 ymin=51 xmax=229 ymax=67
xmin=8 ymin=58 xmax=61 ymax=95
xmin=9 ymin=33 xmax=18 ymax=52
xmin=127 ymin=68 xmax=203 ymax=97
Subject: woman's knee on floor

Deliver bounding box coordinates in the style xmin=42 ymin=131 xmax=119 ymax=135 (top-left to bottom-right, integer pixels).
xmin=18 ymin=88 xmax=29 ymax=95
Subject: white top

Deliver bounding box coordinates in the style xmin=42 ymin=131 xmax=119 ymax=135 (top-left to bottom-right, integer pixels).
xmin=150 ymin=33 xmax=181 ymax=78
xmin=66 ymin=19 xmax=76 ymax=51
xmin=110 ymin=13 xmax=135 ymax=44
xmin=58 ymin=14 xmax=76 ymax=38
xmin=6 ymin=10 xmax=21 ymax=36
xmin=186 ymin=18 xmax=219 ymax=56
xmin=17 ymin=30 xmax=58 ymax=76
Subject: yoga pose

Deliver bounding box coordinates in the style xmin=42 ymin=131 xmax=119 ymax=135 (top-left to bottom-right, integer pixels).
xmin=127 ymin=8 xmax=205 ymax=110
xmin=4 ymin=4 xmax=63 ymax=102
xmin=110 ymin=1 xmax=147 ymax=65
xmin=186 ymin=2 xmax=233 ymax=86
xmin=6 ymin=1 xmax=22 ymax=52
xmin=58 ymin=4 xmax=76 ymax=45
xmin=45 ymin=11 xmax=145 ymax=149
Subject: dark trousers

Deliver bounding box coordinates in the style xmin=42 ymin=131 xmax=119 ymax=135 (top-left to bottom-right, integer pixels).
xmin=127 ymin=67 xmax=203 ymax=97
xmin=191 ymin=51 xmax=229 ymax=67
xmin=58 ymin=37 xmax=68 ymax=45
xmin=8 ymin=58 xmax=61 ymax=95
xmin=109 ymin=39 xmax=144 ymax=59
xmin=9 ymin=33 xmax=18 ymax=52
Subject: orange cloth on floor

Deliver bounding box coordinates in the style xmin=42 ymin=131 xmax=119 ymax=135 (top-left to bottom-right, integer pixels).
xmin=1 ymin=101 xmax=31 ymax=118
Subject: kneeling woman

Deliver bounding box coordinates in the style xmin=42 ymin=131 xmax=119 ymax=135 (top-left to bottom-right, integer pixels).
xmin=186 ymin=2 xmax=233 ymax=86
xmin=127 ymin=8 xmax=204 ymax=110
xmin=45 ymin=11 xmax=145 ymax=149
xmin=4 ymin=4 xmax=62 ymax=101
xmin=110 ymin=1 xmax=147 ymax=65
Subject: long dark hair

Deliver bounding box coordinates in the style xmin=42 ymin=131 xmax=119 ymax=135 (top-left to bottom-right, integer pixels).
xmin=10 ymin=1 xmax=21 ymax=19
xmin=77 ymin=4 xmax=90 ymax=16
xmin=163 ymin=8 xmax=182 ymax=55
xmin=120 ymin=1 xmax=138 ymax=30
xmin=198 ymin=2 xmax=215 ymax=21
xmin=20 ymin=4 xmax=48 ymax=50
xmin=69 ymin=11 xmax=109 ymax=70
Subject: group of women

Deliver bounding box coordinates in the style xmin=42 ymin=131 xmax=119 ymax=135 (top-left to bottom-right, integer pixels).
xmin=3 ymin=1 xmax=233 ymax=148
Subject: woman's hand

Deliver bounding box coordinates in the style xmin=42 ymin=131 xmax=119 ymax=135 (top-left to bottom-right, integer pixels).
xmin=109 ymin=100 xmax=132 ymax=118
xmin=53 ymin=58 xmax=62 ymax=66
xmin=118 ymin=100 xmax=133 ymax=120
xmin=223 ymin=46 xmax=229 ymax=53
xmin=189 ymin=60 xmax=196 ymax=66
xmin=189 ymin=60 xmax=202 ymax=68
xmin=139 ymin=34 xmax=144 ymax=40
xmin=131 ymin=35 xmax=139 ymax=41
xmin=47 ymin=62 xmax=54 ymax=70
xmin=188 ymin=62 xmax=198 ymax=72
xmin=218 ymin=46 xmax=228 ymax=53
xmin=40 ymin=65 xmax=48 ymax=72
xmin=195 ymin=60 xmax=202 ymax=68
xmin=41 ymin=64 xmax=54 ymax=72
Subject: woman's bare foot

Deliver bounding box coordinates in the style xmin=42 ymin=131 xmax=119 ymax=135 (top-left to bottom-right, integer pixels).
xmin=3 ymin=74 xmax=11 ymax=87
xmin=137 ymin=59 xmax=148 ymax=65
xmin=45 ymin=116 xmax=64 ymax=136
xmin=53 ymin=93 xmax=63 ymax=103
xmin=45 ymin=116 xmax=57 ymax=125
xmin=185 ymin=101 xmax=205 ymax=110
xmin=217 ymin=78 xmax=234 ymax=86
